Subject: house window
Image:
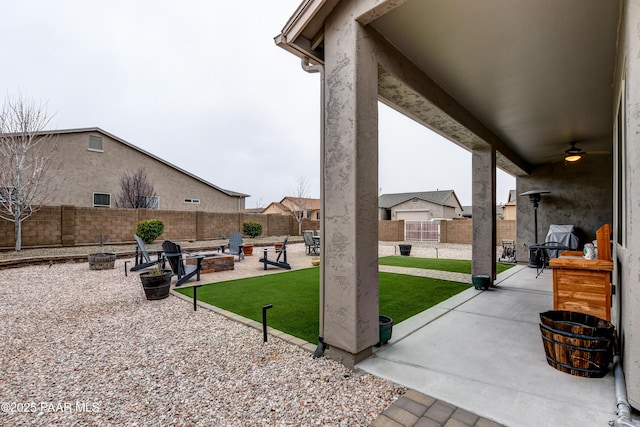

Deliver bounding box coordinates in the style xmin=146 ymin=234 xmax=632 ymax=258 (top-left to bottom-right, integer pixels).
xmin=93 ymin=192 xmax=111 ymax=208
xmin=136 ymin=196 xmax=159 ymax=210
xmin=184 ymin=198 xmax=200 ymax=204
xmin=88 ymin=135 xmax=103 ymax=152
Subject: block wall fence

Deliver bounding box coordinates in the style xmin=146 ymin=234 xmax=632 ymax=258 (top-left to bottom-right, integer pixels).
xmin=0 ymin=206 xmax=515 ymax=250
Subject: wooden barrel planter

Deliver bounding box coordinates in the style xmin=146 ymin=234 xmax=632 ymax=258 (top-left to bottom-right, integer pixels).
xmin=88 ymin=253 xmax=116 ymax=270
xmin=539 ymin=310 xmax=615 ymax=377
xmin=139 ymin=270 xmax=172 ymax=300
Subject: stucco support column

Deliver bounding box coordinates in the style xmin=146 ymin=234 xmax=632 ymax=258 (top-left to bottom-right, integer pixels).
xmin=620 ymin=0 xmax=640 ymax=408
xmin=321 ymin=5 xmax=379 ymax=367
xmin=472 ymin=147 xmax=497 ymax=280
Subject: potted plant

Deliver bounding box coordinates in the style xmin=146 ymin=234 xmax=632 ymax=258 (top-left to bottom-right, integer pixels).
xmin=88 ymin=235 xmax=116 ymax=270
xmin=139 ymin=263 xmax=172 ymax=300
xmin=242 ymin=244 xmax=254 ymax=256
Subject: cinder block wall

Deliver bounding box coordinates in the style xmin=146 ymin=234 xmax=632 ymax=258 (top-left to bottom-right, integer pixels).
xmin=442 ymin=220 xmax=472 ymax=244
xmin=379 ymin=220 xmax=404 ymax=241
xmin=440 ymin=220 xmax=515 ymax=244
xmin=0 ymin=207 xmax=516 ymax=249
xmin=0 ymin=207 xmax=304 ymax=250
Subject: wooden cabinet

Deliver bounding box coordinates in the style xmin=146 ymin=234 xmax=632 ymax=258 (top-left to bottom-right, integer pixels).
xmin=549 ymin=257 xmax=612 ymax=321
xmin=548 ymin=224 xmax=612 ymax=321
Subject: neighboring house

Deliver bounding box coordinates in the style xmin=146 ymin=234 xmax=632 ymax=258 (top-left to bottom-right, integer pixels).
xmin=379 ymin=190 xmax=463 ymax=221
xmin=245 ymin=207 xmax=264 ymax=214
xmin=502 ymin=190 xmax=517 ymax=220
xmin=263 ymin=197 xmax=321 ymax=220
xmin=41 ymin=128 xmax=248 ymax=212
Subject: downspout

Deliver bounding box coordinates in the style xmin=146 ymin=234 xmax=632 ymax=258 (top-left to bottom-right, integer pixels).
xmin=612 ymin=350 xmax=640 ymax=427
xmin=301 ymin=57 xmax=327 ymax=358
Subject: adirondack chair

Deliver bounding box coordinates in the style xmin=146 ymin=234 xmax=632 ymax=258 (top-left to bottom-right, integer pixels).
xmin=303 ymin=230 xmax=319 ymax=255
xmin=222 ymin=231 xmax=244 ymax=261
xmin=161 ymin=240 xmax=204 ymax=287
xmin=259 ymin=236 xmax=291 ymax=270
xmin=131 ymin=234 xmax=164 ymax=271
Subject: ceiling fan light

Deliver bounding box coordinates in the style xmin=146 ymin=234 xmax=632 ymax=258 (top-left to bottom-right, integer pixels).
xmin=565 ymin=153 xmax=582 ymax=162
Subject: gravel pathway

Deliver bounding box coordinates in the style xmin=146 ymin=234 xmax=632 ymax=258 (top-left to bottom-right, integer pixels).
xmin=0 ymin=260 xmax=404 ymax=426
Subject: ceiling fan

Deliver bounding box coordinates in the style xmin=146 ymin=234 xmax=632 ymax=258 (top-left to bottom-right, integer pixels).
xmin=564 ymin=141 xmax=585 ymax=163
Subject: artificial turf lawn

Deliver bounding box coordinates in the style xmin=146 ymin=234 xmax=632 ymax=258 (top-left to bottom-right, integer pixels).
xmin=379 ymin=256 xmax=515 ymax=275
xmin=176 ymin=267 xmax=470 ymax=344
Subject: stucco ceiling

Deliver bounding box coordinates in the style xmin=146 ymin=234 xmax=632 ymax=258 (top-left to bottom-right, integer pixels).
xmin=277 ymin=0 xmax=621 ymax=171
xmin=369 ymin=0 xmax=620 ymax=167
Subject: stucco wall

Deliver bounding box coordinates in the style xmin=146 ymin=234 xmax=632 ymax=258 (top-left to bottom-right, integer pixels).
xmin=45 ymin=131 xmax=244 ymax=213
xmin=516 ymin=155 xmax=613 ymax=253
xmin=392 ymin=199 xmax=457 ymax=220
xmin=613 ymin=0 xmax=640 ymax=408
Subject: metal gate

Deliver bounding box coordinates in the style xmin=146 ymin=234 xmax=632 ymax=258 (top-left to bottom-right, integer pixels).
xmin=405 ymin=221 xmax=440 ymax=242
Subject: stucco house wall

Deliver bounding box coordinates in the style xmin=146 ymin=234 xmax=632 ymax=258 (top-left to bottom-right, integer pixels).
xmin=380 ymin=190 xmax=463 ymax=221
xmin=44 ymin=128 xmax=246 ymax=213
xmin=392 ymin=199 xmax=457 ymax=221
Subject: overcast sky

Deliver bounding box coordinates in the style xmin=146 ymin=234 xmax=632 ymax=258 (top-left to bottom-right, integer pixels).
xmin=1 ymin=0 xmax=514 ymax=208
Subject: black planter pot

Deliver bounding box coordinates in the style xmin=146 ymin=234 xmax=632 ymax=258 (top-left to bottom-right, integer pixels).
xmin=139 ymin=270 xmax=172 ymax=300
xmin=376 ymin=315 xmax=394 ymax=347
xmin=398 ymin=244 xmax=412 ymax=256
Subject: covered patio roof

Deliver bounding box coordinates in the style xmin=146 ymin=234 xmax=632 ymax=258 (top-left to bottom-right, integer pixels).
xmin=276 ymin=0 xmax=620 ymax=175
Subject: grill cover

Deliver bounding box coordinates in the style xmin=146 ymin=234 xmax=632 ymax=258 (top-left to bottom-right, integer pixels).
xmin=545 ymin=224 xmax=579 ymax=249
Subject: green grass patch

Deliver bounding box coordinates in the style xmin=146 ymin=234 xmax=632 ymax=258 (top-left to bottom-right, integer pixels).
xmin=176 ymin=268 xmax=469 ymax=344
xmin=379 ymin=256 xmax=515 ymax=275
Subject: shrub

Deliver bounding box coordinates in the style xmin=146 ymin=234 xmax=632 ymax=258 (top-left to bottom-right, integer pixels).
xmin=242 ymin=221 xmax=263 ymax=238
xmin=136 ymin=219 xmax=165 ymax=244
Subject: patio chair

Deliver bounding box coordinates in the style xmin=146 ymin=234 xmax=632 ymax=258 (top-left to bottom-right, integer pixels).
xmin=222 ymin=231 xmax=244 ymax=261
xmin=130 ymin=234 xmax=165 ymax=271
xmin=259 ymin=236 xmax=291 ymax=270
xmin=161 ymin=240 xmax=204 ymax=287
xmin=303 ymin=230 xmax=319 ymax=255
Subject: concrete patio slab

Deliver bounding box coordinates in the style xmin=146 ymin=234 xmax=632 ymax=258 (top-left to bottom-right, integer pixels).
xmin=359 ymin=266 xmax=617 ymax=427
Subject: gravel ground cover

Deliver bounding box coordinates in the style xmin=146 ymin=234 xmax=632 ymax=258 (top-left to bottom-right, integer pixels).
xmin=0 ymin=259 xmax=404 ymax=426
xmin=0 ymin=240 xmax=479 ymax=426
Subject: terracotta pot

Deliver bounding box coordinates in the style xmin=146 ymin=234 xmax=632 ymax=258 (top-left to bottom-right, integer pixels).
xmin=243 ymin=244 xmax=254 ymax=256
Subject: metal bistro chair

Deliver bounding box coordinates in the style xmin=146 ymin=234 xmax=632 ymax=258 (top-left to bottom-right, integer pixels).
xmin=303 ymin=230 xmax=319 ymax=255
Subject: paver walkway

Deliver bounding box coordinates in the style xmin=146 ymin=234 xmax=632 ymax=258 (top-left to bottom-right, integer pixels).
xmin=379 ymin=265 xmax=472 ymax=284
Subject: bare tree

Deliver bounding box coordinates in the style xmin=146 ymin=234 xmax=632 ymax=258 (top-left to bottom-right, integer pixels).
xmin=254 ymin=196 xmax=265 ymax=209
xmin=115 ymin=168 xmax=157 ymax=208
xmin=286 ymin=175 xmax=311 ymax=235
xmin=0 ymin=96 xmax=58 ymax=251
